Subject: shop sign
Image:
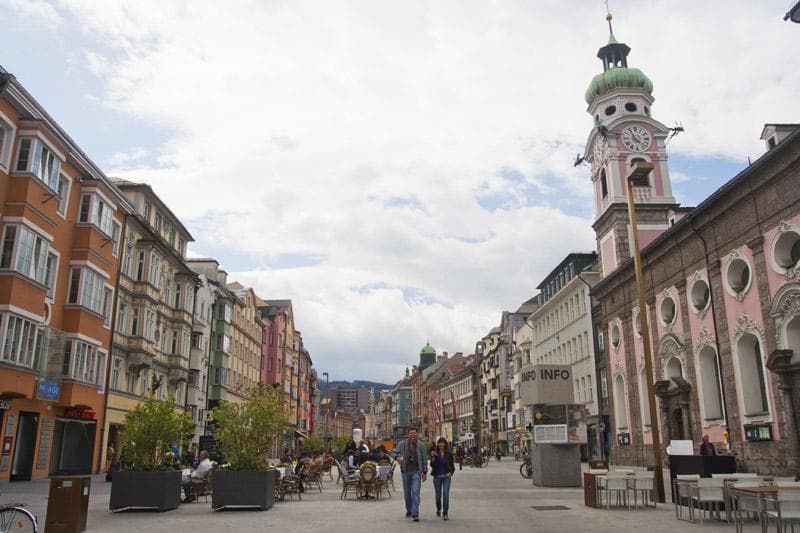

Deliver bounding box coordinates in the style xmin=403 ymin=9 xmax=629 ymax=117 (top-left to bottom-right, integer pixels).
xmin=64 ymin=408 xmax=96 ymax=420
xmin=0 ymin=400 xmax=10 ymax=410
xmin=37 ymin=380 xmax=61 ymax=401
xmin=2 ymin=436 xmax=11 ymax=456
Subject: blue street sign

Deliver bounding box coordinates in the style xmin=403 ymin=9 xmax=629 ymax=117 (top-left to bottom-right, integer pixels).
xmin=37 ymin=380 xmax=60 ymax=401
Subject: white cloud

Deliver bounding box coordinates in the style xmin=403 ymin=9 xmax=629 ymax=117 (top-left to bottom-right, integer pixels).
xmin=1 ymin=0 xmax=61 ymax=27
xmin=11 ymin=0 xmax=796 ymax=381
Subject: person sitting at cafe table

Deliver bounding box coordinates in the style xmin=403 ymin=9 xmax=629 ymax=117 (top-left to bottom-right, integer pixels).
xmin=370 ymin=445 xmax=387 ymax=463
xmin=699 ymin=435 xmax=716 ymax=456
xmin=280 ymin=448 xmax=293 ymax=464
xmin=182 ymin=450 xmax=212 ymax=502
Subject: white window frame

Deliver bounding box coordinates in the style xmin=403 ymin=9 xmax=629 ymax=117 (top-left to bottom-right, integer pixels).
xmin=63 ymin=339 xmax=106 ymax=388
xmin=44 ymin=249 xmax=59 ymax=300
xmin=148 ymin=252 xmax=160 ymax=286
xmin=111 ymin=220 xmax=122 ymax=257
xmin=67 ymin=264 xmax=109 ymax=316
xmin=0 ymin=111 xmax=16 ymax=170
xmin=122 ymin=240 xmax=134 ymax=277
xmin=111 ymin=356 xmax=123 ymax=390
xmin=14 ymin=136 xmax=61 ymax=191
xmin=0 ymin=223 xmax=51 ymax=285
xmin=56 ymin=173 xmax=71 ymax=217
xmin=78 ymin=192 xmax=115 ymax=237
xmin=0 ymin=312 xmax=43 ymax=370
xmin=117 ymin=300 xmax=128 ymax=334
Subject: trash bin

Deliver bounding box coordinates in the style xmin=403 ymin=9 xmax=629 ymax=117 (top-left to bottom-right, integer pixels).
xmin=45 ymin=476 xmax=91 ymax=533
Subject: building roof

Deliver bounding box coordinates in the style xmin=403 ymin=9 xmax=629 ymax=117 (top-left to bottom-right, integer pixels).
xmin=536 ymin=252 xmax=598 ymax=290
xmin=110 ymin=177 xmax=195 ymax=240
xmin=0 ymin=68 xmax=134 ymax=211
xmin=420 ymin=342 xmax=436 ymax=356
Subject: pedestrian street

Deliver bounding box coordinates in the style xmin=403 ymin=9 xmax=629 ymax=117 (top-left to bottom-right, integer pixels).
xmin=0 ymin=459 xmax=763 ymax=532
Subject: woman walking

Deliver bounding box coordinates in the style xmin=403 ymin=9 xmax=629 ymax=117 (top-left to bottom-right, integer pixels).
xmin=430 ymin=437 xmax=455 ymax=520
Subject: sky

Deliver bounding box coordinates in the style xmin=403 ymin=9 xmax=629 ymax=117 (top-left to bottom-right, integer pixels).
xmin=1 ymin=0 xmax=797 ymax=383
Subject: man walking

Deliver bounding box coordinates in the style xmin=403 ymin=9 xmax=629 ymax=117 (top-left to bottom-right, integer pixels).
xmin=395 ymin=428 xmax=428 ymax=521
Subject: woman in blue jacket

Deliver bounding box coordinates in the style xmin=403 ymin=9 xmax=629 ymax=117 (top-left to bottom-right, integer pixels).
xmin=429 ymin=437 xmax=456 ymax=520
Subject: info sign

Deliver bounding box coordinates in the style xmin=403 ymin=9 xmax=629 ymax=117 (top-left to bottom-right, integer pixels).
xmin=519 ymin=365 xmax=574 ymax=405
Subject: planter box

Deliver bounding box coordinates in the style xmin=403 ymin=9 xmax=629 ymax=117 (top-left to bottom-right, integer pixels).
xmin=109 ymin=470 xmax=182 ymax=512
xmin=211 ymin=469 xmax=277 ymax=511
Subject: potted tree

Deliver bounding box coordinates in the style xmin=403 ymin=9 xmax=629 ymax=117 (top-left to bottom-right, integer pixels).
xmin=109 ymin=395 xmax=194 ymax=512
xmin=210 ymin=383 xmax=288 ymax=510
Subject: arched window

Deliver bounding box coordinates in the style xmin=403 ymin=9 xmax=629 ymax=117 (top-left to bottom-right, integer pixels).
xmin=665 ymin=357 xmax=682 ymax=379
xmin=698 ymin=346 xmax=724 ymax=420
xmin=737 ymin=333 xmax=769 ymax=416
xmin=600 ymin=169 xmax=608 ymax=198
xmin=639 ymin=368 xmax=651 ymax=427
xmin=614 ymin=375 xmax=628 ymax=430
xmin=787 ymin=316 xmax=800 ymax=365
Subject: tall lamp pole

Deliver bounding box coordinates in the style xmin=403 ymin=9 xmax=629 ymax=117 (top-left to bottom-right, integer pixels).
xmin=323 ymin=372 xmax=330 ymax=445
xmin=626 ymin=160 xmax=665 ymax=502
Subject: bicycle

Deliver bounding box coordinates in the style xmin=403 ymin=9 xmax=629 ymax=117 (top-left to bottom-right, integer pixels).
xmin=0 ymin=501 xmax=37 ymax=532
xmin=519 ymin=456 xmax=533 ymax=480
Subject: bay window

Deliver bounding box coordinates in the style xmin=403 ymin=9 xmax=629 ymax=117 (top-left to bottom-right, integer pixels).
xmin=78 ymin=193 xmax=115 ymax=237
xmin=62 ymin=340 xmax=105 ymax=387
xmin=0 ymin=224 xmax=51 ymax=285
xmin=67 ymin=266 xmax=108 ymax=316
xmin=0 ymin=312 xmax=43 ymax=370
xmin=15 ymin=137 xmax=61 ymax=191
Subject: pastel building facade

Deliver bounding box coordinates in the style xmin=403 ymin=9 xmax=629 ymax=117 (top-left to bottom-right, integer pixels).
xmin=585 ymin=29 xmax=800 ymax=472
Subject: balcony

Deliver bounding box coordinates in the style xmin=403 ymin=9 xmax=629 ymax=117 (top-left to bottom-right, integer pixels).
xmin=168 ymin=366 xmax=188 ymax=384
xmin=127 ymin=350 xmax=153 ymax=372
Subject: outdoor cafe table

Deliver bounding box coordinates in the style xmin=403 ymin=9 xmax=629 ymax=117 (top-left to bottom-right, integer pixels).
xmin=730 ymin=485 xmax=800 ymax=533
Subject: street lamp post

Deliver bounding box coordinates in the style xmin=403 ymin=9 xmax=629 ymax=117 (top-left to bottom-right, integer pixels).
xmin=323 ymin=372 xmax=330 ymax=447
xmin=625 ymin=160 xmax=665 ymax=503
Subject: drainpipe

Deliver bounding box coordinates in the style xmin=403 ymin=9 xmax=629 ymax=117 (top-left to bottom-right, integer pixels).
xmin=184 ymin=282 xmax=199 ymax=414
xmin=97 ymin=211 xmax=128 ymax=473
xmin=689 ymin=217 xmax=732 ymax=439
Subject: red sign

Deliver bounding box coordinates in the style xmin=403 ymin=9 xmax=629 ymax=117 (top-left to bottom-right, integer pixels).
xmin=2 ymin=436 xmax=12 ymax=455
xmin=64 ymin=408 xmax=96 ymax=420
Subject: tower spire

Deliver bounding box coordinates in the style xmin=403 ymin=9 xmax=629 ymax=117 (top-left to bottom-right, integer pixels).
xmin=605 ymin=1 xmax=616 ymax=42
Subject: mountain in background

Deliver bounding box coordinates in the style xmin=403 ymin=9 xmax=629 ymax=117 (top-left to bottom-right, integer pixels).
xmin=318 ymin=379 xmax=393 ymax=398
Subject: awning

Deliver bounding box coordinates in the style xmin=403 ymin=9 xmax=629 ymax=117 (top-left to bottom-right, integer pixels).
xmin=294 ymin=430 xmax=309 ymax=440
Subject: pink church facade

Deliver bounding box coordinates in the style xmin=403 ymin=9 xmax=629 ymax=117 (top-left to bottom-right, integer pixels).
xmin=584 ymin=27 xmax=800 ymax=473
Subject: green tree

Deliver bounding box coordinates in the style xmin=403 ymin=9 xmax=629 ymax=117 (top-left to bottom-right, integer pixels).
xmin=211 ymin=383 xmax=289 ymax=470
xmin=302 ymin=435 xmax=324 ymax=453
xmin=124 ymin=395 xmax=194 ymax=471
xmin=332 ymin=436 xmax=350 ymax=455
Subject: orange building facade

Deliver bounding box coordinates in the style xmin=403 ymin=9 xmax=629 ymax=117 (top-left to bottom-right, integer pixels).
xmin=0 ymin=70 xmax=129 ymax=479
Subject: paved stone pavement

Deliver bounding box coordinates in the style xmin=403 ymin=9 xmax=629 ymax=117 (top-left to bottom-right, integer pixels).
xmin=0 ymin=460 xmax=759 ymax=532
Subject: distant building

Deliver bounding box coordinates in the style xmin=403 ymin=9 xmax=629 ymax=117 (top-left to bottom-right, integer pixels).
xmin=333 ymin=386 xmax=371 ymax=416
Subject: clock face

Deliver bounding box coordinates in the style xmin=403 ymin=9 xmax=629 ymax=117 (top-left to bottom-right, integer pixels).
xmin=621 ymin=126 xmax=651 ymax=152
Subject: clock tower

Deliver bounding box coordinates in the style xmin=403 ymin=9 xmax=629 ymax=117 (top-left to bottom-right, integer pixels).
xmin=584 ymin=15 xmax=679 ymax=277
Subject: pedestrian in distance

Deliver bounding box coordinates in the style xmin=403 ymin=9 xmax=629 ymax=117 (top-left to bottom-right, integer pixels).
xmin=456 ymin=444 xmax=465 ymax=470
xmin=430 ymin=437 xmax=455 ymax=520
xmin=699 ymin=434 xmax=716 ymax=456
xmin=394 ymin=428 xmax=428 ymax=522
xmin=495 ymin=446 xmax=502 ymax=462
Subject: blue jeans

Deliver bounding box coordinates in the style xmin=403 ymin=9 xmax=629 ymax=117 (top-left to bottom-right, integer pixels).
xmin=402 ymin=471 xmax=421 ymax=516
xmin=433 ymin=475 xmax=451 ymax=515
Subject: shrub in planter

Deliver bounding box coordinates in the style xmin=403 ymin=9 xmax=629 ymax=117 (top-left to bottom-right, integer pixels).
xmin=110 ymin=395 xmax=194 ymax=512
xmin=211 ymin=383 xmax=288 ymax=510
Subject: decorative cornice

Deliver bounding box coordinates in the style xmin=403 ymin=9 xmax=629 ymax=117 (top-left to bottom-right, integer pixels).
xmin=732 ymin=313 xmax=764 ymax=340
xmin=694 ymin=327 xmax=716 ymax=354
